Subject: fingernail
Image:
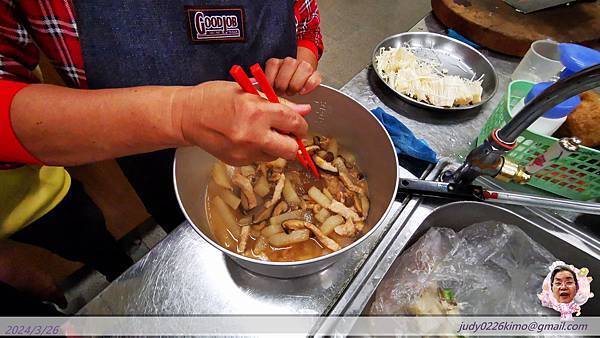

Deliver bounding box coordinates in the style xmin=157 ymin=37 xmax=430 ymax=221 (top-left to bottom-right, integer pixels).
xmin=299 ymin=88 xmax=307 ymax=95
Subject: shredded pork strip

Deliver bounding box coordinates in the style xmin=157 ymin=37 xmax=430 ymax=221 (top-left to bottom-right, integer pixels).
xmin=232 ymin=173 xmax=257 ymax=209
xmin=265 ymin=173 xmax=285 ymax=208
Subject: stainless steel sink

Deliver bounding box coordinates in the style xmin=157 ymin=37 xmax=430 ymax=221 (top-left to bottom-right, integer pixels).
xmin=323 ymin=163 xmax=600 ymax=322
xmin=373 ymin=201 xmax=600 ymax=315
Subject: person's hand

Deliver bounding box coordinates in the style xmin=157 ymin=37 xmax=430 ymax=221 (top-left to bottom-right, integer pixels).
xmin=173 ymin=81 xmax=310 ymax=166
xmin=0 ymin=241 xmax=67 ymax=308
xmin=265 ymin=56 xmax=321 ymax=96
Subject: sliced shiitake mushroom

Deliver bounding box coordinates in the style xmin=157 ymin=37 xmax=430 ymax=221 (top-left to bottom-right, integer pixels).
xmin=303 ymin=222 xmax=341 ymax=252
xmin=253 ymin=204 xmax=275 ymax=223
xmin=322 ymin=152 xmax=335 ymax=162
xmin=313 ymin=155 xmax=338 ymax=173
xmin=269 ymin=209 xmax=306 ymax=226
xmin=239 ymin=217 xmax=252 ymax=226
xmin=272 ymin=201 xmax=289 ymax=217
xmin=281 ymin=219 xmax=308 ymax=232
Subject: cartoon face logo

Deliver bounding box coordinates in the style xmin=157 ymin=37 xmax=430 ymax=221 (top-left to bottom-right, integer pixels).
xmin=538 ymin=261 xmax=594 ymax=321
xmin=552 ymin=268 xmax=578 ymax=304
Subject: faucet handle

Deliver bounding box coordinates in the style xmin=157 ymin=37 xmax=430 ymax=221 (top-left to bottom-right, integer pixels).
xmin=525 ymin=137 xmax=582 ymax=174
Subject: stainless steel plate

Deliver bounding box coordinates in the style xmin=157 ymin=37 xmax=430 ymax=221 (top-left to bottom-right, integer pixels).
xmin=372 ymin=32 xmax=498 ymax=111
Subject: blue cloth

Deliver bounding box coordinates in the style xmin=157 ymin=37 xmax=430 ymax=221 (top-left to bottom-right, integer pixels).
xmin=371 ymin=107 xmax=437 ymax=163
xmin=447 ymin=29 xmax=480 ymax=49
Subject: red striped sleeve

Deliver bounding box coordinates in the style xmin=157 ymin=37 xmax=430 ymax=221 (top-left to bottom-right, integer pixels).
xmin=0 ymin=0 xmax=41 ymax=83
xmin=294 ymin=0 xmax=324 ymax=59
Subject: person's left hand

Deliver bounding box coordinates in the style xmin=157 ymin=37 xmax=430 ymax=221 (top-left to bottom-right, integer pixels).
xmin=265 ymin=56 xmax=322 ymax=96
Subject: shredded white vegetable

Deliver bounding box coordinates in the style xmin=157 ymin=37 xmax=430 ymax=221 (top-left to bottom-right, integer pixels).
xmin=375 ymin=47 xmax=483 ymax=107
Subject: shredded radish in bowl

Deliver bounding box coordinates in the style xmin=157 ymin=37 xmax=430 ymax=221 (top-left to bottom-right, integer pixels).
xmin=375 ymin=46 xmax=484 ymax=107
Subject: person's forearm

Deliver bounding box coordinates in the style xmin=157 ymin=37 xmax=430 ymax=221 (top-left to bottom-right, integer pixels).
xmin=11 ymin=84 xmax=187 ymax=166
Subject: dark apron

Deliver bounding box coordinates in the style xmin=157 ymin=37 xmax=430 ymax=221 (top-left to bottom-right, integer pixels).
xmin=74 ymin=0 xmax=297 ymax=87
xmin=73 ymin=0 xmax=297 ymax=230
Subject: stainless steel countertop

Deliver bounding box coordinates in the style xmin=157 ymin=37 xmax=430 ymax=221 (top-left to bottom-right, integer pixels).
xmin=79 ymin=13 xmax=544 ymax=316
xmin=79 ymin=200 xmax=405 ymax=315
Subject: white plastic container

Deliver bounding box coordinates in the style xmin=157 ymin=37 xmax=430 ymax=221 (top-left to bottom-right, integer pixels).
xmin=509 ymin=82 xmax=581 ymax=136
xmin=509 ymin=98 xmax=567 ymax=136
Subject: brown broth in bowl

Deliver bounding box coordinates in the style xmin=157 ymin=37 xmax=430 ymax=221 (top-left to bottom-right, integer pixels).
xmin=205 ymin=136 xmax=371 ymax=262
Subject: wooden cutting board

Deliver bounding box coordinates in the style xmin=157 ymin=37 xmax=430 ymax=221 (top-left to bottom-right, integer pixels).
xmin=431 ymin=0 xmax=600 ymax=57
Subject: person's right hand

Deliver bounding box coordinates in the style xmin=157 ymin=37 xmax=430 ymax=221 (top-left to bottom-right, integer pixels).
xmin=172 ymin=81 xmax=311 ymax=166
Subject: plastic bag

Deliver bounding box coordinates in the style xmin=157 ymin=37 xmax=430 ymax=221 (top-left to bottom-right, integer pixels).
xmin=369 ymin=222 xmax=557 ymax=316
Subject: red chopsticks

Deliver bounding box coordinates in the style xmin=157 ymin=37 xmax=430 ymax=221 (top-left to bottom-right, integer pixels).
xmin=229 ymin=64 xmax=320 ymax=178
xmin=229 ymin=65 xmax=259 ymax=95
xmin=230 ymin=65 xmax=308 ymax=169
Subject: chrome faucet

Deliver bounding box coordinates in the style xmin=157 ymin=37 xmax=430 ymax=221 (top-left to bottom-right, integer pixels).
xmin=444 ymin=64 xmax=600 ymax=185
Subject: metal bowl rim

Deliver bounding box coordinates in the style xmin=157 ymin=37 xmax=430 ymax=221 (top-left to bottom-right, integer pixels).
xmin=371 ymin=31 xmax=499 ymax=111
xmin=173 ymin=84 xmax=400 ymax=267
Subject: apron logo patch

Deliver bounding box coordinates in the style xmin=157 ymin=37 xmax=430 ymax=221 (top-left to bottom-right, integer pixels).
xmin=186 ymin=7 xmax=245 ymax=43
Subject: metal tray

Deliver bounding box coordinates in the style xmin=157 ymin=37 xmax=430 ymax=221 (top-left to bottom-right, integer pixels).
xmin=371 ymin=32 xmax=498 ymax=111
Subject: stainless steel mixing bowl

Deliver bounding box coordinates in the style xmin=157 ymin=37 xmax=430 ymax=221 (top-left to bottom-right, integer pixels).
xmin=372 ymin=32 xmax=498 ymax=111
xmin=173 ymin=84 xmax=399 ymax=278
